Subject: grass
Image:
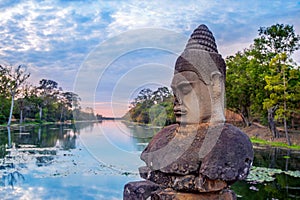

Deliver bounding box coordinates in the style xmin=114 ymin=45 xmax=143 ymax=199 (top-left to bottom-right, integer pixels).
xmin=251 ymin=137 xmax=300 ymax=150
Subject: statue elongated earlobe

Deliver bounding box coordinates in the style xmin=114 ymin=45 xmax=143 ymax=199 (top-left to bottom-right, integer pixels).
xmin=210 ymin=71 xmax=225 ymax=123
xmin=211 ymin=72 xmax=222 ymax=94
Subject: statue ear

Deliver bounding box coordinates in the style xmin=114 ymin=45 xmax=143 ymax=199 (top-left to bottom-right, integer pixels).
xmin=210 ymin=71 xmax=225 ymax=123
xmin=210 ymin=72 xmax=222 ymax=97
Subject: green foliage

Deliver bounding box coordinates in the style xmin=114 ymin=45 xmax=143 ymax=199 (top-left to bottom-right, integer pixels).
xmin=226 ymin=49 xmax=269 ymax=126
xmin=263 ymin=53 xmax=300 ymax=122
xmin=226 ymin=23 xmax=300 ymax=131
xmin=0 ymin=96 xmax=10 ymax=124
xmin=0 ymin=114 xmax=6 ymax=124
xmin=125 ymin=87 xmax=175 ymax=126
xmin=34 ymin=113 xmax=42 ymax=124
xmin=255 ymin=24 xmax=300 ymax=56
xmin=0 ymin=65 xmax=87 ymax=124
xmin=247 ymin=166 xmax=300 ymax=183
xmin=0 ymin=65 xmax=31 ymax=125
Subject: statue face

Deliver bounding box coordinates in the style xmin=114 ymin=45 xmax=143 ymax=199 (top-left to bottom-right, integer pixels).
xmin=171 ymin=71 xmax=212 ymax=124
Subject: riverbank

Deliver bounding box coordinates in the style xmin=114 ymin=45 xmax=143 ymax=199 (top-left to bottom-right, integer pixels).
xmin=0 ymin=121 xmax=68 ymax=128
xmin=0 ymin=120 xmax=101 ymax=129
xmin=243 ymin=122 xmax=300 ymax=149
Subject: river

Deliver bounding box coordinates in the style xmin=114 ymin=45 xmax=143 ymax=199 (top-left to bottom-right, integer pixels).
xmin=0 ymin=121 xmax=299 ymax=199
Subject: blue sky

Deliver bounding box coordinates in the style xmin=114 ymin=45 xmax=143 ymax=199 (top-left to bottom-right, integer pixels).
xmin=1 ymin=0 xmax=300 ymax=116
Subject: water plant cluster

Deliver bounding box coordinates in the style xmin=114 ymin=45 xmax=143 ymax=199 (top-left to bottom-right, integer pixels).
xmin=247 ymin=166 xmax=300 ymax=183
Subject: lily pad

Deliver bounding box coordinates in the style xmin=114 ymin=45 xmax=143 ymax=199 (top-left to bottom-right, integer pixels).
xmin=247 ymin=166 xmax=300 ymax=183
xmin=284 ymin=170 xmax=300 ymax=178
xmin=247 ymin=167 xmax=281 ymax=183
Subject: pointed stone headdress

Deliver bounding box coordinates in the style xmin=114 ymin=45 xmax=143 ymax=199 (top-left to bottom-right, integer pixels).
xmin=175 ymin=24 xmax=226 ymax=84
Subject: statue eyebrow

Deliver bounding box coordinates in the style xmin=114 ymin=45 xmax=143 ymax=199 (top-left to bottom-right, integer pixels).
xmin=171 ymin=80 xmax=198 ymax=88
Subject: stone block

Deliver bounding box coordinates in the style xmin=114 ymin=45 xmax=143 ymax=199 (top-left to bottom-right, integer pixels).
xmin=123 ymin=180 xmax=161 ymax=200
xmin=151 ymin=188 xmax=237 ymax=200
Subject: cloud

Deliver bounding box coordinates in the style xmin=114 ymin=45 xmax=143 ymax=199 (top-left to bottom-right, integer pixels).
xmin=105 ymin=0 xmax=300 ymax=58
xmin=0 ymin=0 xmax=107 ymax=66
xmin=107 ymin=0 xmax=216 ymax=36
xmin=1 ymin=0 xmax=299 ymax=116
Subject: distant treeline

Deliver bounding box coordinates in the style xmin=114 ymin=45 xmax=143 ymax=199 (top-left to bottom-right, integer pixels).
xmin=0 ymin=65 xmax=95 ymax=125
xmin=123 ymin=87 xmax=176 ymax=126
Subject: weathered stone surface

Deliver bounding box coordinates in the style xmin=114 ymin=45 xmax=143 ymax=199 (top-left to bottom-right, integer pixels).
xmin=141 ymin=124 xmax=208 ymax=175
xmin=141 ymin=123 xmax=253 ymax=183
xmin=139 ymin=166 xmax=227 ymax=192
xmin=151 ymin=188 xmax=237 ymax=200
xmin=123 ymin=180 xmax=161 ymax=200
xmin=200 ymin=124 xmax=253 ymax=181
xmin=186 ymin=24 xmax=218 ymax=53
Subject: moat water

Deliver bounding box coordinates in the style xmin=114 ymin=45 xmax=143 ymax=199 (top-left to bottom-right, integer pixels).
xmin=0 ymin=121 xmax=299 ymax=199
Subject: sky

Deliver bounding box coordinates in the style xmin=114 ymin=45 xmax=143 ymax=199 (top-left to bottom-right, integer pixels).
xmin=1 ymin=0 xmax=300 ymax=117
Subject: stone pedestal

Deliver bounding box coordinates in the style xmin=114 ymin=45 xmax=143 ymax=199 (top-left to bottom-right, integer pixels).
xmin=139 ymin=166 xmax=228 ymax=193
xmin=151 ymin=188 xmax=236 ymax=200
xmin=123 ymin=181 xmax=236 ymax=200
xmin=123 ymin=181 xmax=161 ymax=200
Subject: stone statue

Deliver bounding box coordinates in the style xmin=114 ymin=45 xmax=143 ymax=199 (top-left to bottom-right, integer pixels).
xmin=124 ymin=25 xmax=254 ymax=200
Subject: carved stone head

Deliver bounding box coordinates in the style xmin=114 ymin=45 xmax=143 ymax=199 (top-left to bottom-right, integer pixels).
xmin=171 ymin=24 xmax=226 ymax=125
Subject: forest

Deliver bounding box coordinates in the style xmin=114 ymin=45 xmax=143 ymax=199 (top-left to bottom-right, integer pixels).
xmin=0 ymin=66 xmax=95 ymax=125
xmin=125 ymin=24 xmax=300 ymax=145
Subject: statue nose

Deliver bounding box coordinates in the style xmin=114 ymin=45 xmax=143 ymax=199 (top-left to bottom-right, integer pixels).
xmin=174 ymin=95 xmax=183 ymax=105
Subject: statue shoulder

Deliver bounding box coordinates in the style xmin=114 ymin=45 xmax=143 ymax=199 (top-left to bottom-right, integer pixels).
xmin=221 ymin=124 xmax=252 ymax=146
xmin=141 ymin=124 xmax=178 ymax=155
xmin=200 ymin=123 xmax=254 ymax=182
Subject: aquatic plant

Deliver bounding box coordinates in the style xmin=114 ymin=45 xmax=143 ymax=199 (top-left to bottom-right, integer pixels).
xmin=247 ymin=166 xmax=300 ymax=183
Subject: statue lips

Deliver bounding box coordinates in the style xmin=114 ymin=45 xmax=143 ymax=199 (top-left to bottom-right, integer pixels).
xmin=173 ymin=107 xmax=187 ymax=116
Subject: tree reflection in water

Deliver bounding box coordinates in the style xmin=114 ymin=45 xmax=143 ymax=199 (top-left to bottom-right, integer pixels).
xmin=0 ymin=171 xmax=24 ymax=189
xmin=0 ymin=124 xmax=80 ymax=190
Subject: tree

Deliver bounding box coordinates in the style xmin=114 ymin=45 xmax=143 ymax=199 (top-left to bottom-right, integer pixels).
xmin=0 ymin=68 xmax=9 ymax=96
xmin=0 ymin=69 xmax=10 ymax=124
xmin=255 ymin=24 xmax=300 ymax=56
xmin=226 ymin=49 xmax=269 ymax=126
xmin=255 ymin=24 xmax=300 ymax=143
xmin=130 ymin=88 xmax=153 ymax=108
xmin=62 ymin=91 xmax=81 ymax=110
xmin=151 ymin=87 xmax=171 ymax=103
xmin=226 ymin=23 xmax=300 ymax=134
xmin=0 ymin=67 xmax=82 ymax=124
xmin=126 ymin=87 xmax=175 ymax=125
xmin=53 ymin=89 xmax=70 ymax=123
xmin=0 ymin=65 xmax=30 ymax=126
xmin=263 ymin=53 xmax=299 ymax=145
xmin=36 ymin=79 xmax=59 ymax=121
xmin=14 ymin=83 xmax=33 ymax=124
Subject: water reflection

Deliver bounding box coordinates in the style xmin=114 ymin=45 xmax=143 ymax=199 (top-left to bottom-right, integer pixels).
xmin=0 ymin=122 xmax=140 ymax=200
xmin=121 ymin=121 xmax=160 ymax=151
xmin=0 ymin=124 xmax=79 ymax=189
xmin=253 ymin=145 xmax=300 ymax=171
xmin=1 ymin=171 xmax=24 ymax=189
xmin=95 ymin=120 xmax=160 ymax=153
xmin=7 ymin=127 xmax=11 ymax=149
xmin=0 ymin=122 xmax=299 ymax=199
